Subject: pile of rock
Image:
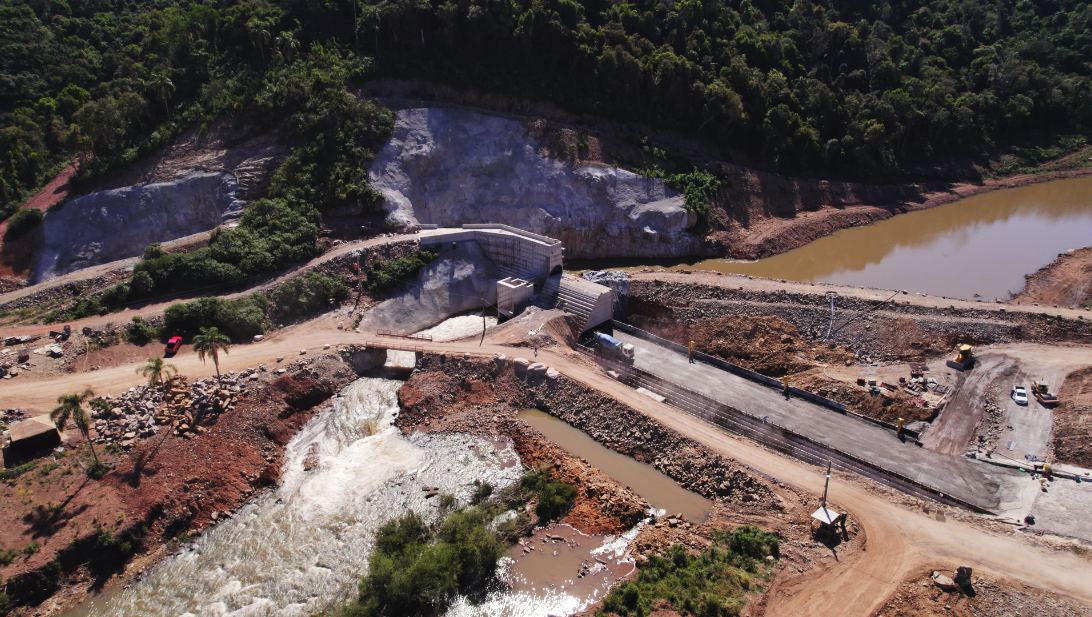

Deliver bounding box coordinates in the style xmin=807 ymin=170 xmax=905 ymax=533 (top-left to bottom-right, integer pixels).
xmin=92 ymin=385 xmax=162 ymax=448
xmin=90 ymin=367 xmax=268 ymax=448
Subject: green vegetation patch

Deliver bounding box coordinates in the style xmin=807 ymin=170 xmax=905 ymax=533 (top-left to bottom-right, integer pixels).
xmin=341 ymin=508 xmax=504 ymax=617
xmin=364 ymin=250 xmax=438 ymax=294
xmin=159 ymin=271 xmax=347 ymax=340
xmin=2 ymin=208 xmax=42 ymax=241
xmin=518 ymin=465 xmax=577 ymax=522
xmin=162 ymin=294 xmax=270 ymax=341
xmin=599 ymin=526 xmax=780 ymax=617
xmin=269 ymin=271 xmax=349 ymax=321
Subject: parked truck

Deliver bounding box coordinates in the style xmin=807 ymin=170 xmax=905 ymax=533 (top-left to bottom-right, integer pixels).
xmin=596 ymin=332 xmax=635 ymax=364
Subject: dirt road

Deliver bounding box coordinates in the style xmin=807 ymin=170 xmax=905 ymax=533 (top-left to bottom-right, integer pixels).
xmin=630 ymin=270 xmax=1092 ymax=322
xmin=0 ymin=233 xmax=415 ymax=334
xmin=4 ymin=327 xmax=1091 ymax=616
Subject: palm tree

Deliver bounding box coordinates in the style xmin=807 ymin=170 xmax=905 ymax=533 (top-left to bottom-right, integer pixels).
xmin=247 ymin=18 xmax=271 ymax=69
xmin=276 ymin=30 xmax=299 ymax=64
xmin=51 ymin=389 xmax=100 ymax=467
xmin=137 ymin=356 xmax=177 ymax=390
xmin=192 ymin=327 xmax=231 ymax=384
xmin=147 ymin=71 xmax=175 ymax=117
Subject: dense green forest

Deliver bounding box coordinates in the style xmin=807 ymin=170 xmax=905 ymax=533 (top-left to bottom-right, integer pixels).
xmin=2 ymin=0 xmax=1091 ymax=225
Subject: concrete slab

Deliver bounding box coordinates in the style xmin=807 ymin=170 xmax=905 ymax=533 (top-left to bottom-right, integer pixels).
xmin=1028 ymin=477 xmax=1092 ymax=542
xmin=617 ymin=331 xmax=1022 ymax=511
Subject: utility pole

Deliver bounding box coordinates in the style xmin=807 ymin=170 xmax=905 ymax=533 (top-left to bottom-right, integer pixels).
xmin=821 ymin=461 xmax=831 ymax=511
xmin=480 ymin=295 xmax=486 ymax=346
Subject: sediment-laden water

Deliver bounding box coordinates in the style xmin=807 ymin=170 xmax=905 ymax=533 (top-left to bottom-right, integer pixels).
xmin=84 ymin=377 xmax=522 ymax=617
xmin=602 ymin=175 xmax=1092 ymax=300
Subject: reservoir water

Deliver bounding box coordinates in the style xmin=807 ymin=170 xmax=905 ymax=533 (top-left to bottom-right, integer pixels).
xmin=612 ymin=175 xmax=1092 ymax=300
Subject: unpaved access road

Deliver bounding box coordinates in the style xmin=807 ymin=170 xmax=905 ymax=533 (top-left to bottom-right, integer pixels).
xmin=4 ymin=328 xmax=1092 ymax=616
xmin=0 ymin=234 xmax=415 ymax=334
xmin=630 ymin=270 xmax=1092 ymax=322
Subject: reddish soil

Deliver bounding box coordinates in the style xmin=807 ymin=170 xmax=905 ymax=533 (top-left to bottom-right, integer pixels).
xmin=1053 ymin=367 xmax=1092 ymax=468
xmin=396 ymin=369 xmax=650 ymax=535
xmin=1010 ymin=246 xmax=1092 ymax=310
xmin=628 ymin=311 xmax=855 ymax=378
xmin=0 ymin=162 xmax=77 ymax=279
xmin=874 ymin=570 xmax=1091 ymax=617
xmin=0 ymin=353 xmax=358 ymax=612
xmin=793 ymin=370 xmax=935 ymax=425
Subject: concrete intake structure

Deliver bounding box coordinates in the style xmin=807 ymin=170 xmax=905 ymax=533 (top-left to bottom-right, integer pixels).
xmin=419 ymin=225 xmax=562 ymax=282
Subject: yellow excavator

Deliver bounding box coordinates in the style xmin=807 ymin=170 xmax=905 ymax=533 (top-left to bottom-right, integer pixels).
xmin=946 ymin=344 xmax=975 ymax=371
xmin=1032 ymin=380 xmax=1060 ymax=407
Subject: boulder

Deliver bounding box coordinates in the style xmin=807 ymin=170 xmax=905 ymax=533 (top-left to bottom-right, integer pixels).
xmin=954 ymin=566 xmax=973 ymax=585
xmin=932 ymin=571 xmax=959 ymax=592
xmin=528 ymin=362 xmax=548 ymax=376
xmin=493 ymin=353 xmax=507 ymax=366
xmin=546 ymin=367 xmax=560 ymax=380
xmin=512 ymin=358 xmax=530 ymax=374
xmin=253 ymin=334 xmax=264 ymax=342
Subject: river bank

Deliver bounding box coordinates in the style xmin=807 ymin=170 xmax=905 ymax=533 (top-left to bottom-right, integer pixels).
xmin=1011 ymin=246 xmax=1092 ymax=310
xmin=0 ymin=351 xmax=363 ymax=615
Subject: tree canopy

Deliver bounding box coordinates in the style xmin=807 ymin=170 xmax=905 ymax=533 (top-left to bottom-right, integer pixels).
xmin=2 ymin=0 xmax=1089 ymax=224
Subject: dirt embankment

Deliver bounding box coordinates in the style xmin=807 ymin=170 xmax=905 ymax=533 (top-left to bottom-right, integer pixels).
xmin=394 ymin=353 xmax=868 ymax=608
xmin=875 ymin=569 xmax=1091 ymax=617
xmin=1011 ymin=247 xmax=1092 ymax=310
xmin=628 ymin=279 xmax=1092 ymax=363
xmin=0 ymin=352 xmax=360 ymax=613
xmin=1053 ymin=367 xmax=1092 ymax=468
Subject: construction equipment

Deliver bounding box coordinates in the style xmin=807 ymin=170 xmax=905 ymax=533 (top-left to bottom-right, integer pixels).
xmin=1031 ymin=380 xmax=1060 ymax=407
xmin=595 ymin=333 xmax=635 ymax=364
xmin=946 ymin=344 xmax=975 ymax=371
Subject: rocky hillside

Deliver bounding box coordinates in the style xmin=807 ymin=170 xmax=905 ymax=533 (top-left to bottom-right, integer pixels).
xmin=369 ymin=107 xmax=709 ymax=259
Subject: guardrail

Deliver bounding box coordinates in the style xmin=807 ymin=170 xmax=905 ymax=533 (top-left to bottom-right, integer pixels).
xmin=376 ymin=329 xmax=433 ymax=342
xmin=576 ymin=343 xmax=992 ymax=514
xmin=611 ymin=321 xmax=921 ymax=439
xmin=365 ymin=340 xmax=425 ymax=353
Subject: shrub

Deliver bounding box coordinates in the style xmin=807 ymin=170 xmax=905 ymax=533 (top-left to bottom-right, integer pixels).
xmin=3 ymin=208 xmax=43 ymax=241
xmin=269 ymin=272 xmax=348 ymax=321
xmin=162 ymin=294 xmax=269 ymax=341
xmin=519 ymin=466 xmax=576 ymax=522
xmin=365 ymin=250 xmax=438 ymax=294
xmin=348 ymin=506 xmax=504 ymax=617
xmin=599 ymin=528 xmax=780 ymax=617
xmin=123 ymin=316 xmax=160 ymax=346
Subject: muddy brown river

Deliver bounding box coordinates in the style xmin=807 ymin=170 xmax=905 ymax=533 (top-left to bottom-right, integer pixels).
xmin=519 ymin=409 xmax=712 ymax=521
xmin=606 ymin=175 xmax=1092 ymax=300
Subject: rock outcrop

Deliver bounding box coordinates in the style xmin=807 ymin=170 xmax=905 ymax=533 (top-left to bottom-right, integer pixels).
xmin=32 ymin=172 xmax=245 ymax=282
xmin=369 ymin=108 xmax=707 ymax=259
xmin=357 ymin=241 xmax=499 ymax=334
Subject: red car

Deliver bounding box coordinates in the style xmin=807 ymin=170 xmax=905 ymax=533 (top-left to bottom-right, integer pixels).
xmin=164 ymin=336 xmax=183 ymax=356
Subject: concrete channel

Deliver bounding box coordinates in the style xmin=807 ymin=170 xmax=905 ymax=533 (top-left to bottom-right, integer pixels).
xmin=586 ymin=325 xmax=1027 ymax=512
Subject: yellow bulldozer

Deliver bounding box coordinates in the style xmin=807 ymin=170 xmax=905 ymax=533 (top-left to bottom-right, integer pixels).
xmin=946 ymin=344 xmax=975 ymax=371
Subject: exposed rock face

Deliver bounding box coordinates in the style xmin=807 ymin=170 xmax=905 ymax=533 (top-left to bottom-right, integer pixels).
xmin=33 ymin=172 xmax=245 ymax=282
xmin=369 ymin=108 xmax=706 ymax=259
xmin=358 ymin=241 xmax=498 ymax=334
